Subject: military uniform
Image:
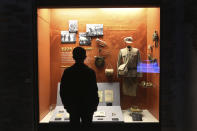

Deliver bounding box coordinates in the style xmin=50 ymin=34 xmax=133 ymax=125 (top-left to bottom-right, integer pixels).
xmin=117 ymin=47 xmax=142 ymax=96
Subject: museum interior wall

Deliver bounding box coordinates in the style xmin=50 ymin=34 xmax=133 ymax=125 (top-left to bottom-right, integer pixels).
xmin=37 ymin=8 xmax=160 ymax=121
xmin=37 ymin=9 xmax=51 ymax=120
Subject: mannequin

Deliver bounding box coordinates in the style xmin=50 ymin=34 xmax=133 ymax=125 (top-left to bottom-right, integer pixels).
xmin=117 ymin=37 xmax=142 ymax=96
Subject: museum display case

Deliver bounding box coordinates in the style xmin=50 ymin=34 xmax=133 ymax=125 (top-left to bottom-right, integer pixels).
xmin=37 ymin=8 xmax=160 ymax=123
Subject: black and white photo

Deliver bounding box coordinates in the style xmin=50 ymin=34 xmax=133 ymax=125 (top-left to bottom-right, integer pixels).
xmin=79 ymin=32 xmax=91 ymax=46
xmin=61 ymin=31 xmax=76 ymax=43
xmin=86 ymin=24 xmax=103 ymax=36
xmin=69 ymin=20 xmax=78 ymax=32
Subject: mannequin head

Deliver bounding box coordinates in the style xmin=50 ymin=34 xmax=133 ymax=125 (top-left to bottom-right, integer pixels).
xmin=124 ymin=37 xmax=133 ymax=49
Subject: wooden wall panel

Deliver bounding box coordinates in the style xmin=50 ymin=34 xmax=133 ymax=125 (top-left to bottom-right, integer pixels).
xmin=37 ymin=9 xmax=51 ymax=121
xmin=146 ymin=8 xmax=160 ymax=120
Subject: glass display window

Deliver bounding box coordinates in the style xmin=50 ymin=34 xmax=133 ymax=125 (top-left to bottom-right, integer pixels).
xmin=37 ymin=7 xmax=160 ymax=123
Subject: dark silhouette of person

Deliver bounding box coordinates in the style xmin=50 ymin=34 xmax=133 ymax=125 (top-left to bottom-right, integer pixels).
xmin=60 ymin=47 xmax=99 ymax=131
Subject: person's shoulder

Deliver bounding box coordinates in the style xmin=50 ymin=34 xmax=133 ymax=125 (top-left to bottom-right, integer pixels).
xmin=84 ymin=65 xmax=95 ymax=74
xmin=63 ymin=66 xmax=73 ymax=73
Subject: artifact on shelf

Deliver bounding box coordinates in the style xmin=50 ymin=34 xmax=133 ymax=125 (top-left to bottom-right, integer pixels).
xmin=131 ymin=112 xmax=143 ymax=121
xmin=56 ymin=113 xmax=64 ymax=118
xmin=112 ymin=118 xmax=119 ymax=121
xmin=146 ymin=82 xmax=153 ymax=87
xmin=112 ymin=113 xmax=116 ymax=116
xmin=139 ymin=81 xmax=153 ymax=88
xmin=106 ymin=102 xmax=112 ymax=106
xmin=94 ymin=111 xmax=106 ymax=117
xmin=130 ymin=106 xmax=143 ymax=113
xmin=58 ymin=110 xmax=64 ymax=113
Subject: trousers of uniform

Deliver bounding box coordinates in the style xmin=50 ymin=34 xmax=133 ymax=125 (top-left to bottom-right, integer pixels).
xmin=122 ymin=77 xmax=138 ymax=96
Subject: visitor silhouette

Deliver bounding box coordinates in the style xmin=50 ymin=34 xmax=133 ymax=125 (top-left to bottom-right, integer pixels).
xmin=60 ymin=47 xmax=99 ymax=131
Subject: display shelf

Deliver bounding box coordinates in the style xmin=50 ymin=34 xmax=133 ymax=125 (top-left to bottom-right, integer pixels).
xmin=47 ymin=106 xmax=124 ymax=123
xmin=41 ymin=109 xmax=158 ymax=123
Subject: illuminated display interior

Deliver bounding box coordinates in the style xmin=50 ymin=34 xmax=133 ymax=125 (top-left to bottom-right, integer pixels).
xmin=37 ymin=8 xmax=160 ymax=123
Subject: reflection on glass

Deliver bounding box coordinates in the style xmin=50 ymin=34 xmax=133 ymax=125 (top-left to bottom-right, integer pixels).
xmin=137 ymin=60 xmax=160 ymax=73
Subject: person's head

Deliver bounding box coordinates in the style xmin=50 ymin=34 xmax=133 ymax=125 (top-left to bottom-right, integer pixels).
xmin=73 ymin=47 xmax=86 ymax=63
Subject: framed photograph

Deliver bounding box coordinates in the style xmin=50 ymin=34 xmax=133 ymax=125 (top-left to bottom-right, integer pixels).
xmin=61 ymin=31 xmax=76 ymax=43
xmin=69 ymin=20 xmax=78 ymax=32
xmin=86 ymin=24 xmax=103 ymax=36
xmin=79 ymin=32 xmax=91 ymax=46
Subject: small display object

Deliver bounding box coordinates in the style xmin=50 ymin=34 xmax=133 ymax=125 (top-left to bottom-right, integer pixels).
xmin=98 ymin=90 xmax=103 ymax=102
xmin=69 ymin=20 xmax=78 ymax=32
xmin=55 ymin=113 xmax=63 ymax=121
xmin=56 ymin=113 xmax=63 ymax=118
xmin=105 ymin=68 xmax=114 ymax=77
xmin=112 ymin=113 xmax=116 ymax=116
xmin=59 ymin=110 xmax=64 ymax=113
xmin=112 ymin=118 xmax=119 ymax=121
xmin=61 ymin=31 xmax=76 ymax=43
xmin=105 ymin=90 xmax=113 ymax=102
xmin=130 ymin=106 xmax=143 ymax=113
xmin=55 ymin=118 xmax=62 ymax=120
xmin=96 ymin=38 xmax=107 ymax=47
xmin=86 ymin=24 xmax=103 ymax=36
xmin=129 ymin=106 xmax=143 ymax=121
xmin=79 ymin=32 xmax=91 ymax=45
xmin=106 ymin=102 xmax=112 ymax=106
xmin=130 ymin=112 xmax=143 ymax=121
xmin=94 ymin=111 xmax=106 ymax=117
xmin=95 ymin=56 xmax=105 ymax=68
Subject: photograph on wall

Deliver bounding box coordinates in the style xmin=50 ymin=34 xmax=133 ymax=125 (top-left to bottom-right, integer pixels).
xmin=69 ymin=20 xmax=78 ymax=32
xmin=61 ymin=31 xmax=76 ymax=43
xmin=79 ymin=32 xmax=91 ymax=45
xmin=86 ymin=24 xmax=103 ymax=36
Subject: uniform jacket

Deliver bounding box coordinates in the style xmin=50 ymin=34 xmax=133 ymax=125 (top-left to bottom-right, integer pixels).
xmin=60 ymin=63 xmax=99 ymax=113
xmin=117 ymin=47 xmax=142 ymax=77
